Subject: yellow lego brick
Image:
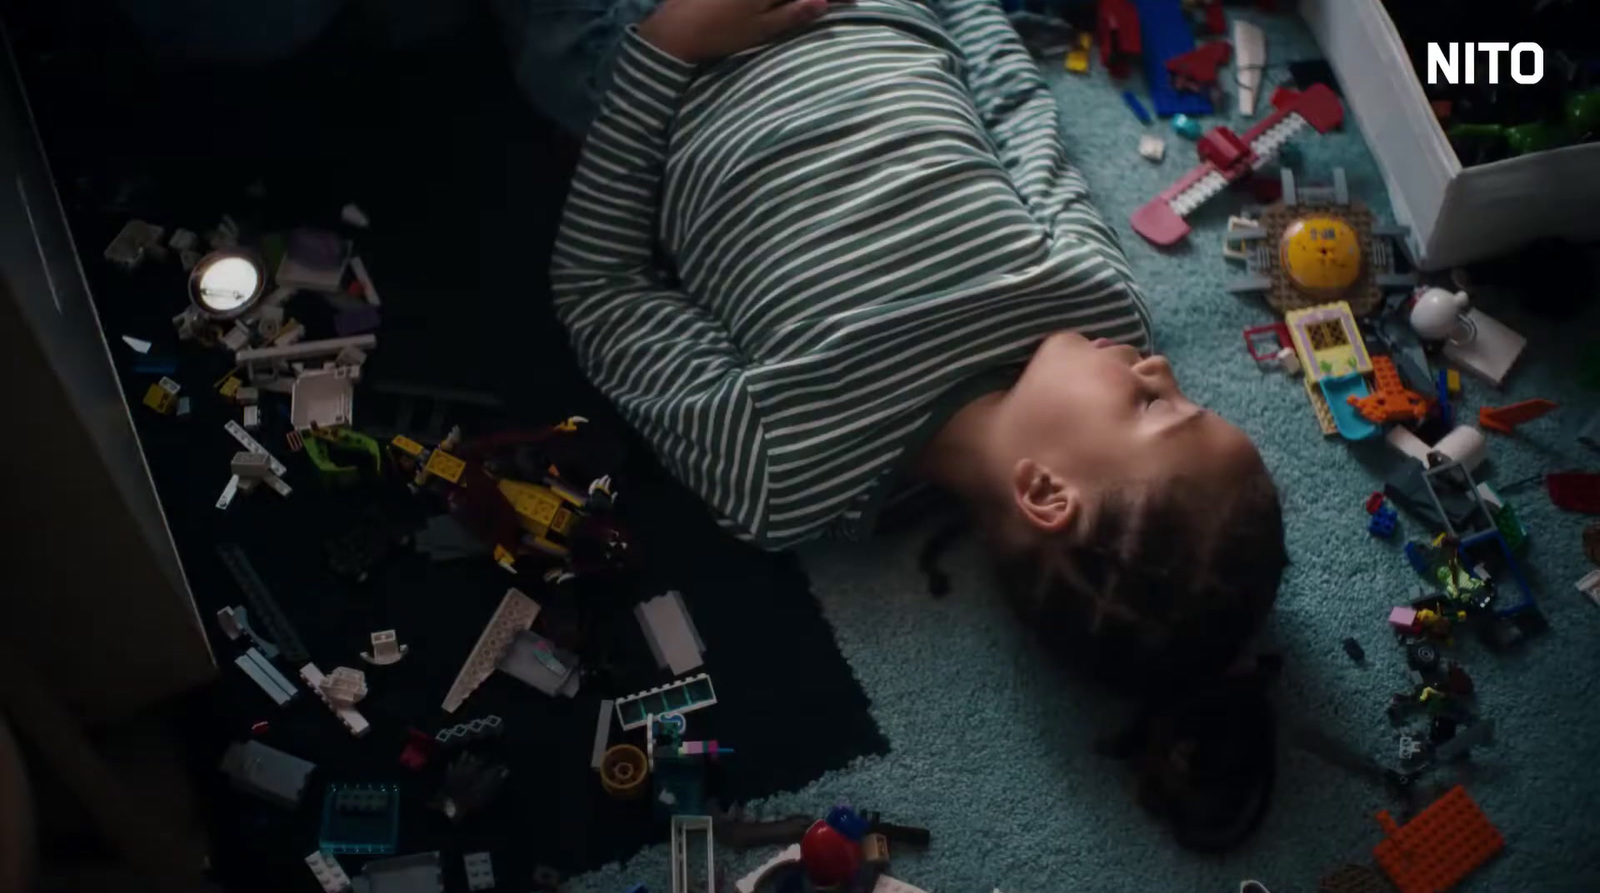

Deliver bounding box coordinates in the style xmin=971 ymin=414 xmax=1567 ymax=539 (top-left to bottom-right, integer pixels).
xmin=423 ymin=449 xmax=465 ymax=484
xmin=217 ymin=376 xmax=241 ymax=399
xmin=498 ymin=479 xmax=561 ymax=527
xmin=1302 ymin=375 xmax=1337 ymax=436
xmin=143 ymin=384 xmax=176 ymax=414
xmin=390 ymin=435 xmax=424 ymax=457
xmin=1065 ymin=48 xmax=1090 ymax=73
xmin=1445 ymin=369 xmax=1461 ymax=396
xmin=493 ymin=544 xmax=516 ymax=569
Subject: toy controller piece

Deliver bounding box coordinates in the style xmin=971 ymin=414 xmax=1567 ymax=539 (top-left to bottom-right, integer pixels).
xmin=1131 ymin=83 xmax=1345 ymax=246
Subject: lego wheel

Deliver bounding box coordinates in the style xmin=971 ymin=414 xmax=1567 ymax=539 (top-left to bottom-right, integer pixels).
xmin=599 ymin=745 xmax=648 ymax=799
xmin=1407 ymin=642 xmax=1441 ymax=671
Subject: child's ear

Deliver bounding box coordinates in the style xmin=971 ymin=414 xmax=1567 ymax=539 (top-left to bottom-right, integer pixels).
xmin=1010 ymin=458 xmax=1080 ymax=534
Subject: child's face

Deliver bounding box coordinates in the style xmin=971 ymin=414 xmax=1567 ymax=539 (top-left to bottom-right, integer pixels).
xmin=1001 ymin=331 xmax=1260 ymax=516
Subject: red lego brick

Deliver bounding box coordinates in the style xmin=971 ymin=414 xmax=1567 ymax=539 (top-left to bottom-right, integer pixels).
xmin=1373 ymin=786 xmax=1502 ymax=893
xmin=1198 ymin=127 xmax=1250 ymax=169
xmin=1202 ymin=2 xmax=1225 ymax=35
xmin=1365 ymin=492 xmax=1385 ymax=515
xmin=1478 ymin=398 xmax=1558 ymax=434
xmin=1167 ymin=41 xmax=1232 ymax=90
xmin=1097 ymin=0 xmax=1141 ymax=79
xmin=1548 ymin=471 xmax=1600 ymax=514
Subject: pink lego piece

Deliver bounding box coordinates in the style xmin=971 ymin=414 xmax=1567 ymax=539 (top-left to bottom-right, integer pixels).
xmin=1389 ymin=607 xmax=1421 ymax=633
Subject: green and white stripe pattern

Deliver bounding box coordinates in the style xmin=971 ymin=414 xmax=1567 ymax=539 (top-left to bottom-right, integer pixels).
xmin=553 ymin=0 xmax=1151 ymax=548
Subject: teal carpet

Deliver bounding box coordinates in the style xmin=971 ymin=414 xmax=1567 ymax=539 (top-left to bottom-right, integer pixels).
xmin=569 ymin=10 xmax=1600 ymax=893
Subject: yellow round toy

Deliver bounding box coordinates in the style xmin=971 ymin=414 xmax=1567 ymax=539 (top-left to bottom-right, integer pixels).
xmin=1279 ymin=216 xmax=1363 ymax=294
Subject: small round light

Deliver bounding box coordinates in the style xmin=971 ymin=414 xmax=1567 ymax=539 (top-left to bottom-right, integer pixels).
xmin=189 ymin=250 xmax=265 ymax=319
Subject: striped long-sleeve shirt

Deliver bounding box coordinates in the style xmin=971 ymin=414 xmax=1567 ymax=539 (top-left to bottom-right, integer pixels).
xmin=552 ymin=0 xmax=1152 ymax=548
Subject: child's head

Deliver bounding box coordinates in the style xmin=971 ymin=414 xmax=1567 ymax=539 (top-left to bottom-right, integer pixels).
xmin=978 ymin=331 xmax=1288 ymax=691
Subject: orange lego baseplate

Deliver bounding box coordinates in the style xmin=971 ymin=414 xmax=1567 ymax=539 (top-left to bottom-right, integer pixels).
xmin=1373 ymin=786 xmax=1503 ymax=893
xmin=1348 ymin=356 xmax=1427 ymax=424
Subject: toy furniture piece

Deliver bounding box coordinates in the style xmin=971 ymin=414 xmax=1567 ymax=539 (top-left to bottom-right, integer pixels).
xmin=1130 ymin=84 xmax=1345 ymax=247
xmin=1372 ymin=786 xmax=1502 ymax=893
xmin=1225 ymin=169 xmax=1417 ymax=317
xmin=1284 ymin=302 xmax=1378 ymax=439
xmin=1408 ymin=288 xmax=1526 ymax=387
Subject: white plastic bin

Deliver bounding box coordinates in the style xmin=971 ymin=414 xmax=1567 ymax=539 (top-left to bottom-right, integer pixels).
xmin=1300 ymin=0 xmax=1600 ymax=270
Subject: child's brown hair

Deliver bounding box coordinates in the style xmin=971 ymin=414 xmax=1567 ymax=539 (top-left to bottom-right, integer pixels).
xmin=991 ymin=462 xmax=1287 ymax=695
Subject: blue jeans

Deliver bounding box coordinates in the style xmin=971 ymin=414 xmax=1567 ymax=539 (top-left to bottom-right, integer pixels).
xmin=488 ymin=0 xmax=663 ymax=135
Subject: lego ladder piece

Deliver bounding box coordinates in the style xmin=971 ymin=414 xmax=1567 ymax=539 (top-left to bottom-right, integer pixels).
xmin=236 ymin=647 xmax=298 ymax=706
xmin=670 ymin=816 xmax=715 ymax=893
xmin=1130 ymin=83 xmax=1345 ymax=246
xmin=216 ymin=543 xmax=309 ymax=662
xmin=301 ymin=664 xmax=371 ymax=737
xmin=307 ymin=851 xmax=352 ymax=893
xmin=1372 ymin=786 xmax=1502 ymax=893
xmin=441 ymin=588 xmax=542 ymax=712
xmin=614 ymin=673 xmax=719 ymax=732
xmin=1301 ymin=374 xmax=1338 ymax=436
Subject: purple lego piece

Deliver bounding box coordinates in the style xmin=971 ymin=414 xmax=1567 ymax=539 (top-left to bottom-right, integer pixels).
xmin=334 ymin=306 xmax=382 ymax=336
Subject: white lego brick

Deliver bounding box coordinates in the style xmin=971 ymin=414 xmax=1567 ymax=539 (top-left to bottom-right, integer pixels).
xmin=232 ymin=450 xmax=273 ymax=478
xmin=291 ymin=366 xmax=356 ymax=431
xmin=121 ymin=335 xmax=152 ymax=353
xmin=320 ymin=667 xmax=369 ymax=709
xmin=1234 ymin=20 xmax=1265 ymax=116
xmin=216 ymin=474 xmax=241 ymax=510
xmin=307 ymin=851 xmax=352 ymax=893
xmin=262 ymin=473 xmax=292 ymax=498
xmin=225 ymin=420 xmax=288 ymax=477
xmin=157 ymin=376 xmax=181 ymax=396
xmin=872 ymin=877 xmax=932 ymax=893
xmin=735 ymin=845 xmax=801 ymax=893
xmin=221 ymin=324 xmax=252 ymax=351
xmin=235 ymin=648 xmax=297 ymax=706
xmin=237 ymin=334 xmax=376 ymax=367
xmin=442 ymin=589 xmax=542 ymax=713
xmin=591 ymin=699 xmax=614 ymax=771
xmin=235 ymin=386 xmax=260 ymax=405
xmin=463 ymin=853 xmax=494 ymax=891
xmin=217 ymin=607 xmax=244 ymax=640
xmin=341 ymin=203 xmax=371 ymax=229
xmin=635 ymin=591 xmax=705 ymax=676
xmin=242 ymin=405 xmax=261 ymax=429
xmin=1577 ymin=570 xmax=1600 ymax=608
xmin=361 ymin=629 xmax=409 ymax=665
xmin=300 ymin=663 xmax=371 ymax=737
xmin=271 ymin=320 xmax=306 ymax=347
xmin=1137 ymin=134 xmax=1166 ymax=162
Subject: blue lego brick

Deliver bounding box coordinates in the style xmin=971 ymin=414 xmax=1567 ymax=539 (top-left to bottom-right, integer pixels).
xmin=1134 ymin=0 xmax=1213 ymax=117
xmin=1367 ymin=506 xmax=1398 ymax=539
xmin=1435 ymin=369 xmax=1453 ymax=427
xmin=318 ymin=783 xmax=400 ymax=855
xmin=1122 ymin=90 xmax=1152 ymax=124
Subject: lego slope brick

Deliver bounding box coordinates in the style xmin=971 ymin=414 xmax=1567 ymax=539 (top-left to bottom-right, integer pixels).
xmin=1373 ymin=786 xmax=1502 ymax=893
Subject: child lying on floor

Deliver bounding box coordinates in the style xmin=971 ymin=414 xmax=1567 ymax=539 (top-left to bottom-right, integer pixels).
xmin=536 ymin=0 xmax=1288 ymax=691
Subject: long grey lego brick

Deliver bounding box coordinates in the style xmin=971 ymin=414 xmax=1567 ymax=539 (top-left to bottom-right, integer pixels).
xmin=219 ymin=740 xmax=315 ymax=809
xmin=236 ymin=647 xmax=297 ymax=705
xmin=216 ymin=543 xmax=309 ymax=662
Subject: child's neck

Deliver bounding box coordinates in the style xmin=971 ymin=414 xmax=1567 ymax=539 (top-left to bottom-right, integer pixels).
xmin=915 ymin=390 xmax=1009 ymax=506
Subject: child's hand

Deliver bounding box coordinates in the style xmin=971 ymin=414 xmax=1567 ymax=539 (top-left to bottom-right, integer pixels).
xmin=637 ymin=0 xmax=830 ymax=65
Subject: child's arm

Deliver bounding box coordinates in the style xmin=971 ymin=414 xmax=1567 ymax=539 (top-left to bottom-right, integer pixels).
xmin=930 ymin=0 xmax=1132 ymax=264
xmin=552 ymin=29 xmax=766 ymax=536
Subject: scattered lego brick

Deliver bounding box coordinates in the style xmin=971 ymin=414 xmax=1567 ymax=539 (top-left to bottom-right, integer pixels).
xmin=464 ymin=852 xmax=495 ymax=891
xmin=1341 ymin=637 xmax=1365 ymax=662
xmin=1368 ymin=505 xmax=1399 ymax=538
xmin=306 ymin=851 xmax=351 ymax=893
xmin=1373 ymin=786 xmax=1502 ymax=893
xmin=1317 ymin=864 xmax=1389 ymax=893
